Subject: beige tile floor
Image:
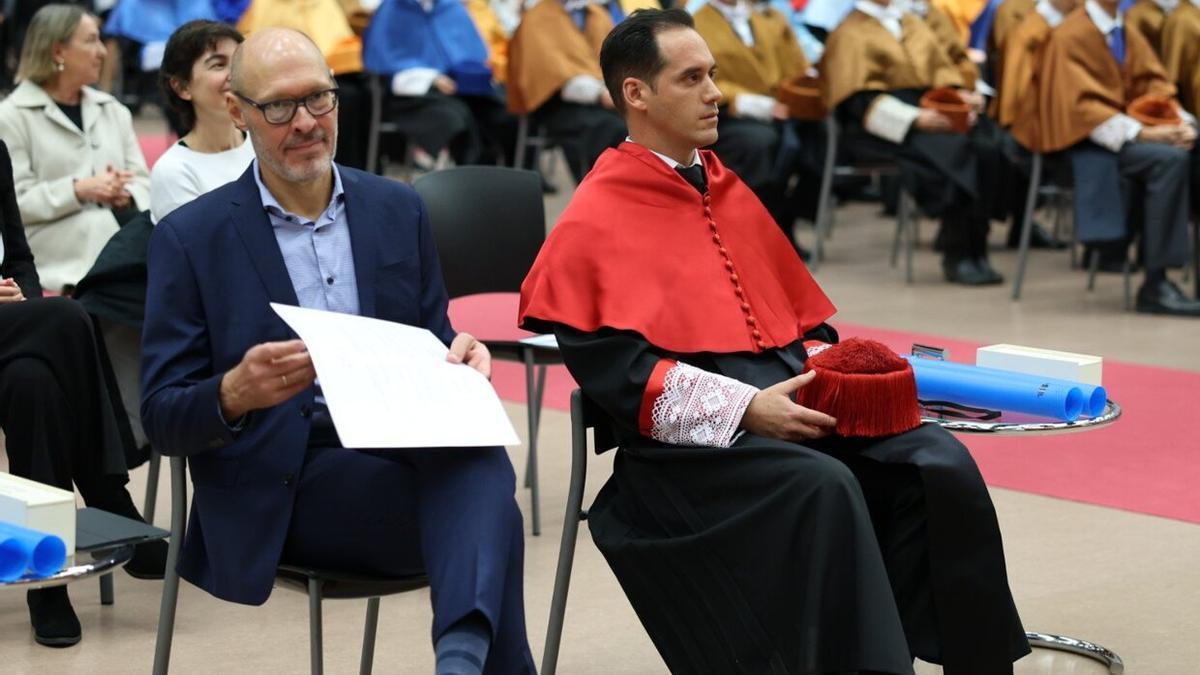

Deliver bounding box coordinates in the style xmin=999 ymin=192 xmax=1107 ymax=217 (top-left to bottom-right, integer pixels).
xmin=1 ymin=148 xmax=1198 ymax=673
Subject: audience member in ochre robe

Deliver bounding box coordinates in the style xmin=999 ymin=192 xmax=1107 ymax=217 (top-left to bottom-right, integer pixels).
xmin=930 ymin=0 xmax=989 ymax=39
xmin=915 ymin=0 xmax=981 ymax=88
xmin=1125 ymin=0 xmax=1176 ymax=53
xmin=363 ymin=0 xmax=517 ymax=167
xmin=1039 ymin=0 xmax=1200 ymax=315
xmin=820 ymin=0 xmax=1014 ymax=285
xmin=1161 ymin=0 xmax=1200 ymax=219
xmin=995 ymin=0 xmax=1077 ymax=152
xmin=692 ymin=0 xmax=821 ymax=254
xmin=507 ymin=0 xmax=628 ymax=182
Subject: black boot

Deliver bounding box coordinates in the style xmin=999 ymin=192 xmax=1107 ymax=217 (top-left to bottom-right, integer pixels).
xmin=27 ymin=586 xmax=81 ymax=647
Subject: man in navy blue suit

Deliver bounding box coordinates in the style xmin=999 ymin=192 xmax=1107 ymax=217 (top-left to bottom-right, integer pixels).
xmin=140 ymin=27 xmax=535 ymax=674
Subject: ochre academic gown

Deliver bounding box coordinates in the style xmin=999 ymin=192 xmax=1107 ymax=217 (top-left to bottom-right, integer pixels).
xmin=924 ymin=5 xmax=981 ymax=89
xmin=1039 ymin=6 xmax=1176 ymax=152
xmin=1161 ymin=0 xmax=1200 ymax=114
xmin=506 ymin=1 xmax=612 ymax=114
xmin=930 ymin=0 xmax=990 ymax=40
xmin=693 ymin=3 xmax=810 ymax=108
xmin=1126 ymin=0 xmax=1170 ymax=54
xmin=519 ymin=142 xmax=1029 ymax=675
xmin=988 ymin=0 xmax=1037 ymax=55
xmin=997 ymin=9 xmax=1051 ymax=150
xmin=237 ymin=0 xmax=363 ymax=74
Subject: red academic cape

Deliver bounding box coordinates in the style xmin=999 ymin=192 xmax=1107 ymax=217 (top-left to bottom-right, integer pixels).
xmin=518 ymin=142 xmax=836 ymax=355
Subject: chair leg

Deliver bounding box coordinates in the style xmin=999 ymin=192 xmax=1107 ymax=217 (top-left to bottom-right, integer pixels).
xmin=522 ymin=350 xmax=542 ymax=536
xmin=99 ymin=572 xmax=114 ymax=605
xmin=152 ymin=457 xmax=189 ymax=675
xmin=541 ymin=395 xmax=591 ymax=675
xmin=890 ymin=199 xmax=905 ymax=269
xmin=811 ymin=116 xmax=840 ymax=270
xmin=514 ymin=116 xmax=529 ymax=170
xmin=1087 ymin=248 xmax=1100 ymax=291
xmin=1192 ymin=218 xmax=1199 ymax=300
xmin=898 ymin=191 xmax=916 ymax=284
xmin=1012 ymin=153 xmax=1043 ymax=301
xmin=144 ymin=449 xmax=161 ymax=525
xmin=1123 ymin=260 xmax=1133 ymax=311
xmin=366 ymin=76 xmax=383 ymax=175
xmin=309 ymin=578 xmax=324 ymax=675
xmin=359 ymin=597 xmax=380 ymax=675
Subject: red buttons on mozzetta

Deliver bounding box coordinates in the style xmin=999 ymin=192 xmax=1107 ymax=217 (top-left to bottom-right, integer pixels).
xmin=704 ymin=198 xmax=766 ymax=352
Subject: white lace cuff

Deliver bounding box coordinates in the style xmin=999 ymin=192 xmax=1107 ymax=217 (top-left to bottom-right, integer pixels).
xmin=643 ymin=361 xmax=758 ymax=448
xmin=864 ymin=94 xmax=921 ymax=144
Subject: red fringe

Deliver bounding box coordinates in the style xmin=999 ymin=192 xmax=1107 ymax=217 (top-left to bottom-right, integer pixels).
xmin=797 ymin=365 xmax=923 ymax=438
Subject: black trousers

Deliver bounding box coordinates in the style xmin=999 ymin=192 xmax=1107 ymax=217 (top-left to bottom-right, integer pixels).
xmin=384 ymin=90 xmax=516 ymax=167
xmin=710 ymin=115 xmax=825 ymax=233
xmin=539 ymin=98 xmax=628 ymax=183
xmin=0 ymin=298 xmax=131 ymax=507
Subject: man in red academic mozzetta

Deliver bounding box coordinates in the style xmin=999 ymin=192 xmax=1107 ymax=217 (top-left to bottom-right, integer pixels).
xmin=519 ymin=9 xmax=1030 ymax=675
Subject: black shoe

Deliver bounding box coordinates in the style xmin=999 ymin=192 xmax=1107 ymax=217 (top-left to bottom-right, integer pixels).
xmin=1008 ymin=222 xmax=1067 ymax=249
xmin=27 ymin=587 xmax=81 ymax=647
xmin=943 ymin=258 xmax=1003 ymax=286
xmin=124 ymin=539 xmax=169 ymax=580
xmin=1135 ymin=280 xmax=1200 ymax=316
xmin=973 ymin=257 xmax=1005 ymax=284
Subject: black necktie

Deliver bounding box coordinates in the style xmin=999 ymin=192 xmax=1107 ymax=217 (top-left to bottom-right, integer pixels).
xmin=675 ymin=164 xmax=708 ymax=195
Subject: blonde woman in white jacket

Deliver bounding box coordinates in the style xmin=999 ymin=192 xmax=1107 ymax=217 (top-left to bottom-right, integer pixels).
xmin=0 ymin=4 xmax=149 ymax=294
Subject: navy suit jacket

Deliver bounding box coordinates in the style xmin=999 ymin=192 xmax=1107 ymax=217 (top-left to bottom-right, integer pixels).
xmin=140 ymin=164 xmax=456 ymax=604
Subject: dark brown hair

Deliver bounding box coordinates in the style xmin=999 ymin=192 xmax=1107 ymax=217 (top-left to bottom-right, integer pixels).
xmin=157 ymin=20 xmax=243 ymax=133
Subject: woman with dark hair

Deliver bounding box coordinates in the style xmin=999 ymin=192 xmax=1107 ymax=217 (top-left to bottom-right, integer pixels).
xmin=149 ymin=19 xmax=251 ymax=224
xmin=0 ymin=137 xmax=166 ymax=647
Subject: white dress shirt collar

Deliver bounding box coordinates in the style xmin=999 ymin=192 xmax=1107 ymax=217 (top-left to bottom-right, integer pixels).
xmin=855 ymin=0 xmax=905 ymax=40
xmin=1153 ymin=0 xmax=1178 ymax=12
xmin=1085 ymin=0 xmax=1124 ymax=35
xmin=626 ymin=138 xmax=702 ymax=169
xmin=1035 ymin=0 xmax=1067 ymax=27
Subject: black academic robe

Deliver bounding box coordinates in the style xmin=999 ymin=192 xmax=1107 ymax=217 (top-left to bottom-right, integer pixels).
xmin=554 ymin=323 xmax=1029 ymax=675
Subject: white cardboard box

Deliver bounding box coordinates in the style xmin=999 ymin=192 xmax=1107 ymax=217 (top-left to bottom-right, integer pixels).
xmin=976 ymin=344 xmax=1103 ymax=385
xmin=0 ymin=473 xmax=76 ymax=559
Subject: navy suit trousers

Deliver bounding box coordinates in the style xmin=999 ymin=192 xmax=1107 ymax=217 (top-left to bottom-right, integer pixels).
xmin=280 ymin=442 xmax=536 ymax=674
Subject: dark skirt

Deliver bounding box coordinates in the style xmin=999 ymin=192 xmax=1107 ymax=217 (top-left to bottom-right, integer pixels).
xmin=589 ymin=423 xmax=1029 ymax=675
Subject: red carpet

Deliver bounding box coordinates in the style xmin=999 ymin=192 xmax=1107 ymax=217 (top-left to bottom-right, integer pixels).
xmin=453 ymin=295 xmax=1200 ymax=524
xmin=138 ymin=133 xmax=177 ymax=169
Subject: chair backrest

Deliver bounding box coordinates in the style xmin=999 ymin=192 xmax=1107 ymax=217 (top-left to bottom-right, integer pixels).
xmin=413 ymin=166 xmax=546 ymax=298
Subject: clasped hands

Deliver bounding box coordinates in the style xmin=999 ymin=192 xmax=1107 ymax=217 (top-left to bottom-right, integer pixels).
xmin=74 ymin=164 xmax=135 ymax=208
xmin=914 ymin=89 xmax=985 ymax=133
xmin=1138 ymin=122 xmax=1197 ymax=150
xmin=740 ymin=370 xmax=838 ymax=442
xmin=217 ymin=333 xmax=491 ymax=423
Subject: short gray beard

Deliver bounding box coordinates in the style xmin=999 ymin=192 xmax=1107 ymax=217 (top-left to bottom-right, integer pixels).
xmin=247 ymin=126 xmax=338 ymax=184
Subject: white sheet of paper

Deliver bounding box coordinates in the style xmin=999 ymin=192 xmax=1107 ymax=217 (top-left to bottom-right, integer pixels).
xmin=271 ymin=303 xmax=520 ymax=448
xmin=518 ymin=333 xmax=559 ymax=349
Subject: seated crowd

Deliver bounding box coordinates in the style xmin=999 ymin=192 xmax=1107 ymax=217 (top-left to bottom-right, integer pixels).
xmin=0 ymin=0 xmax=1195 ymax=671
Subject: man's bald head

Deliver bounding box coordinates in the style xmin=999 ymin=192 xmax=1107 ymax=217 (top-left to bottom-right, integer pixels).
xmin=230 ymin=27 xmax=330 ymax=97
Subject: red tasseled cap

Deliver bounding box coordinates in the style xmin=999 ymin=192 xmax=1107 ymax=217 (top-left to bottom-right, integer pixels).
xmin=796 ymin=338 xmax=922 ymax=438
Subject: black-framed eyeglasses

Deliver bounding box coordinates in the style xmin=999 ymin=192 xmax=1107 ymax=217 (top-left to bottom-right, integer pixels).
xmin=235 ymin=88 xmax=339 ymax=125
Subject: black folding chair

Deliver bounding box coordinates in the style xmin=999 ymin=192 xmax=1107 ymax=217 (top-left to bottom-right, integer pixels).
xmin=413 ymin=166 xmax=561 ymax=535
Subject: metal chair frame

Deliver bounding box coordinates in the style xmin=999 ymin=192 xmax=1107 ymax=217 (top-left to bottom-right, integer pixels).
xmin=811 ymin=116 xmax=918 ymax=283
xmin=152 ymin=456 xmax=428 ymax=675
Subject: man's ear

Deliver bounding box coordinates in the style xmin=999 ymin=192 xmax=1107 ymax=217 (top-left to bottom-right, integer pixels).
xmin=623 ymin=76 xmax=650 ymax=112
xmin=226 ymin=92 xmax=246 ymax=131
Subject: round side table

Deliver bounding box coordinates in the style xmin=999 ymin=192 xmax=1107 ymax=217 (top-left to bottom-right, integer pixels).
xmin=923 ymin=400 xmax=1125 ymax=675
